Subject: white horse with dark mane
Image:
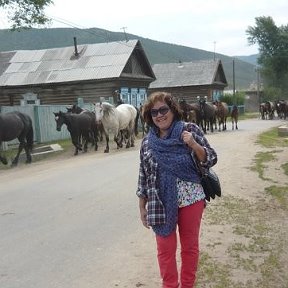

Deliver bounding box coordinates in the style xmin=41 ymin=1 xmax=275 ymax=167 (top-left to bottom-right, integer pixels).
xmin=94 ymin=102 xmax=138 ymax=153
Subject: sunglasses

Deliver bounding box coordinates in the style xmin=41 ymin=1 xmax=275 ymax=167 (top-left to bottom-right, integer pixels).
xmin=150 ymin=106 xmax=170 ymax=117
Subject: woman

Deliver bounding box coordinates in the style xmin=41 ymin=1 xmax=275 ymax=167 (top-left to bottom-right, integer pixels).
xmin=136 ymin=91 xmax=217 ymax=288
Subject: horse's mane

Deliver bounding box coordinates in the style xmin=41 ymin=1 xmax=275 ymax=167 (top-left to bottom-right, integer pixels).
xmin=101 ymin=102 xmax=114 ymax=110
xmin=101 ymin=102 xmax=117 ymax=118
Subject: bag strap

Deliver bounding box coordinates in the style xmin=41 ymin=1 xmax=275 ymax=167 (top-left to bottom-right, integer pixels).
xmin=190 ymin=152 xmax=206 ymax=178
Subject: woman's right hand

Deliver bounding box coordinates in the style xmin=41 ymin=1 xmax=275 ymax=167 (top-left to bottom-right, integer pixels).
xmin=140 ymin=207 xmax=150 ymax=229
xmin=139 ymin=198 xmax=150 ymax=229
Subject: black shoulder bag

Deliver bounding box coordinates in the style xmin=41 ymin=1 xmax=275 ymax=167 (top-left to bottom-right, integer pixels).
xmin=199 ymin=166 xmax=221 ymax=202
xmin=192 ymin=155 xmax=221 ymax=202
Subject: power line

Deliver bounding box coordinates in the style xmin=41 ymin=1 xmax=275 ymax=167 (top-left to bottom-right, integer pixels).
xmin=46 ymin=15 xmax=108 ymax=41
xmin=47 ymin=15 xmax=136 ymax=48
xmin=44 ymin=15 xmax=185 ymax=64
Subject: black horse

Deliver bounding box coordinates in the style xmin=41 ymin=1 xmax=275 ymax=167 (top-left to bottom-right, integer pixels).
xmin=275 ymin=100 xmax=288 ymax=119
xmin=54 ymin=111 xmax=97 ymax=155
xmin=66 ymin=104 xmax=102 ymax=143
xmin=0 ymin=111 xmax=34 ymax=166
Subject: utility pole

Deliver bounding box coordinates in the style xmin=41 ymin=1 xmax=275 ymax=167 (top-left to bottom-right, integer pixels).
xmin=121 ymin=27 xmax=128 ymax=42
xmin=213 ymin=41 xmax=216 ymax=61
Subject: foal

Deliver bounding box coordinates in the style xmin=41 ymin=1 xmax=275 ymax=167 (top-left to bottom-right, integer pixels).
xmin=231 ymin=105 xmax=239 ymax=130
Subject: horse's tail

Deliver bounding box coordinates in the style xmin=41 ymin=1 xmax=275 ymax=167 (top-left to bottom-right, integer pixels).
xmin=134 ymin=107 xmax=140 ymax=136
xmin=26 ymin=118 xmax=34 ymax=152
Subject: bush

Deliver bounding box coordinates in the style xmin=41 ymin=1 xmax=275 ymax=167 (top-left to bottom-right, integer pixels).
xmin=220 ymin=92 xmax=245 ymax=105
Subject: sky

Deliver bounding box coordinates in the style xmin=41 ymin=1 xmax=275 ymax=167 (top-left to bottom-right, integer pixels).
xmin=0 ymin=0 xmax=287 ymax=56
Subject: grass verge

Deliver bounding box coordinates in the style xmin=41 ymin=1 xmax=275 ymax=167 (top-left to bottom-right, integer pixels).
xmin=0 ymin=139 xmax=72 ymax=170
xmin=196 ymin=126 xmax=288 ymax=288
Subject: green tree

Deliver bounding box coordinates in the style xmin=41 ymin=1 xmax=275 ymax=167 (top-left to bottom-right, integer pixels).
xmin=246 ymin=16 xmax=288 ymax=98
xmin=220 ymin=92 xmax=245 ymax=106
xmin=0 ymin=0 xmax=53 ymax=30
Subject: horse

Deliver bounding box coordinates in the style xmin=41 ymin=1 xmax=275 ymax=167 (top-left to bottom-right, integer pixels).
xmin=66 ymin=104 xmax=104 ymax=143
xmin=214 ymin=101 xmax=229 ymax=131
xmin=264 ymin=101 xmax=275 ymax=120
xmin=0 ymin=111 xmax=33 ymax=166
xmin=114 ymin=99 xmax=144 ymax=138
xmin=275 ymin=100 xmax=288 ymax=119
xmin=178 ymin=99 xmax=201 ymax=126
xmin=187 ymin=109 xmax=197 ymax=123
xmin=198 ymin=98 xmax=216 ymax=133
xmin=54 ymin=111 xmax=97 ymax=155
xmin=139 ymin=103 xmax=149 ymax=136
xmin=259 ymin=102 xmax=267 ymax=120
xmin=230 ymin=105 xmax=239 ymax=130
xmin=94 ymin=102 xmax=138 ymax=153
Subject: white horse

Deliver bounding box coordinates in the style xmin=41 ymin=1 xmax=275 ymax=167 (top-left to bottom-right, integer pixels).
xmin=94 ymin=102 xmax=138 ymax=153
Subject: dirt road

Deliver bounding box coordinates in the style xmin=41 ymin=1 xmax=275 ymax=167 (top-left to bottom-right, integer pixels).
xmin=0 ymin=118 xmax=287 ymax=288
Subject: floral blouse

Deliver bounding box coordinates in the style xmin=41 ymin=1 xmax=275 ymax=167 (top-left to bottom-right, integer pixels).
xmin=177 ymin=179 xmax=205 ymax=208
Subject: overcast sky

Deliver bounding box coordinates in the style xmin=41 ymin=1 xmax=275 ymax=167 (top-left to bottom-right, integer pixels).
xmin=1 ymin=0 xmax=287 ymax=56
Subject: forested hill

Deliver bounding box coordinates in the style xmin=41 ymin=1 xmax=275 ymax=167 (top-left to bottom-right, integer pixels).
xmin=0 ymin=27 xmax=257 ymax=90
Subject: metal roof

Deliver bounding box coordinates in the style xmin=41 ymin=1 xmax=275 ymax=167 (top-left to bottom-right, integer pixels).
xmin=0 ymin=40 xmax=139 ymax=86
xmin=149 ymin=59 xmax=225 ymax=88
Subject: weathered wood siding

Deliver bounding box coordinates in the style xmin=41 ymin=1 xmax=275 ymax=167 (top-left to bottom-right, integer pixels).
xmin=1 ymin=79 xmax=151 ymax=106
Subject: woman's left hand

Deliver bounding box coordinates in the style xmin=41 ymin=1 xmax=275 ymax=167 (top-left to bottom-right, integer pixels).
xmin=182 ymin=131 xmax=197 ymax=148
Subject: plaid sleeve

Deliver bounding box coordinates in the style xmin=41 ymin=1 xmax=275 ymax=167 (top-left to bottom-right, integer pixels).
xmin=136 ymin=137 xmax=148 ymax=198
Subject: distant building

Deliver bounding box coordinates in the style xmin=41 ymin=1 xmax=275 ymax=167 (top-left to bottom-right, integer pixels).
xmin=0 ymin=39 xmax=155 ymax=107
xmin=148 ymin=59 xmax=228 ymax=102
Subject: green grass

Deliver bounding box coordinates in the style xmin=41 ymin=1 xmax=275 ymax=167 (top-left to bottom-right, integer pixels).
xmin=256 ymin=127 xmax=288 ymax=148
xmin=281 ymin=162 xmax=288 ymax=176
xmin=196 ymin=126 xmax=288 ymax=287
xmin=0 ymin=139 xmax=72 ymax=170
xmin=250 ymin=151 xmax=278 ymax=181
xmin=265 ymin=185 xmax=288 ymax=210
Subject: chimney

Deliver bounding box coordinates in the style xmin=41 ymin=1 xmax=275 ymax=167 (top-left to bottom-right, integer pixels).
xmin=73 ymin=37 xmax=79 ymax=56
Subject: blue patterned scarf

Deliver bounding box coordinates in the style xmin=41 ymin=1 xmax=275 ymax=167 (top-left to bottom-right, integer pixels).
xmin=148 ymin=121 xmax=200 ymax=236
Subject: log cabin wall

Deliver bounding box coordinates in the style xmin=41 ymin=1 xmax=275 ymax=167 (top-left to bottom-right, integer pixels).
xmin=1 ymin=78 xmax=151 ymax=106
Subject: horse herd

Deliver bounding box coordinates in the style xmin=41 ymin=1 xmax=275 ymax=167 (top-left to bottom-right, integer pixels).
xmin=54 ymin=102 xmax=140 ymax=155
xmin=259 ymin=100 xmax=288 ymax=120
xmin=1 ymin=98 xmax=239 ymax=166
xmin=179 ymin=98 xmax=239 ymax=133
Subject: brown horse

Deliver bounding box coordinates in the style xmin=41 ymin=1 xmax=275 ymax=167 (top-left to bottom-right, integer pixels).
xmin=139 ymin=104 xmax=149 ymax=136
xmin=178 ymin=99 xmax=201 ymax=126
xmin=187 ymin=109 xmax=197 ymax=123
xmin=231 ymin=105 xmax=239 ymax=130
xmin=214 ymin=101 xmax=229 ymax=131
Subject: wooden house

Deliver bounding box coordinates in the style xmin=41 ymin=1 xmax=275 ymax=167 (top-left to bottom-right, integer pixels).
xmin=148 ymin=59 xmax=228 ymax=102
xmin=0 ymin=39 xmax=155 ymax=107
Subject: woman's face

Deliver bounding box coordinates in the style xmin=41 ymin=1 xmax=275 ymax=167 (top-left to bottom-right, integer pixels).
xmin=151 ymin=100 xmax=174 ymax=133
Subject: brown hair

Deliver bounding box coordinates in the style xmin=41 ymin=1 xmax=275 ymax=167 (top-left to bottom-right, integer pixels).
xmin=142 ymin=91 xmax=183 ymax=127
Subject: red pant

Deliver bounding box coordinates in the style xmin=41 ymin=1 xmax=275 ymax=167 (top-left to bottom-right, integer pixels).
xmin=156 ymin=200 xmax=205 ymax=288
